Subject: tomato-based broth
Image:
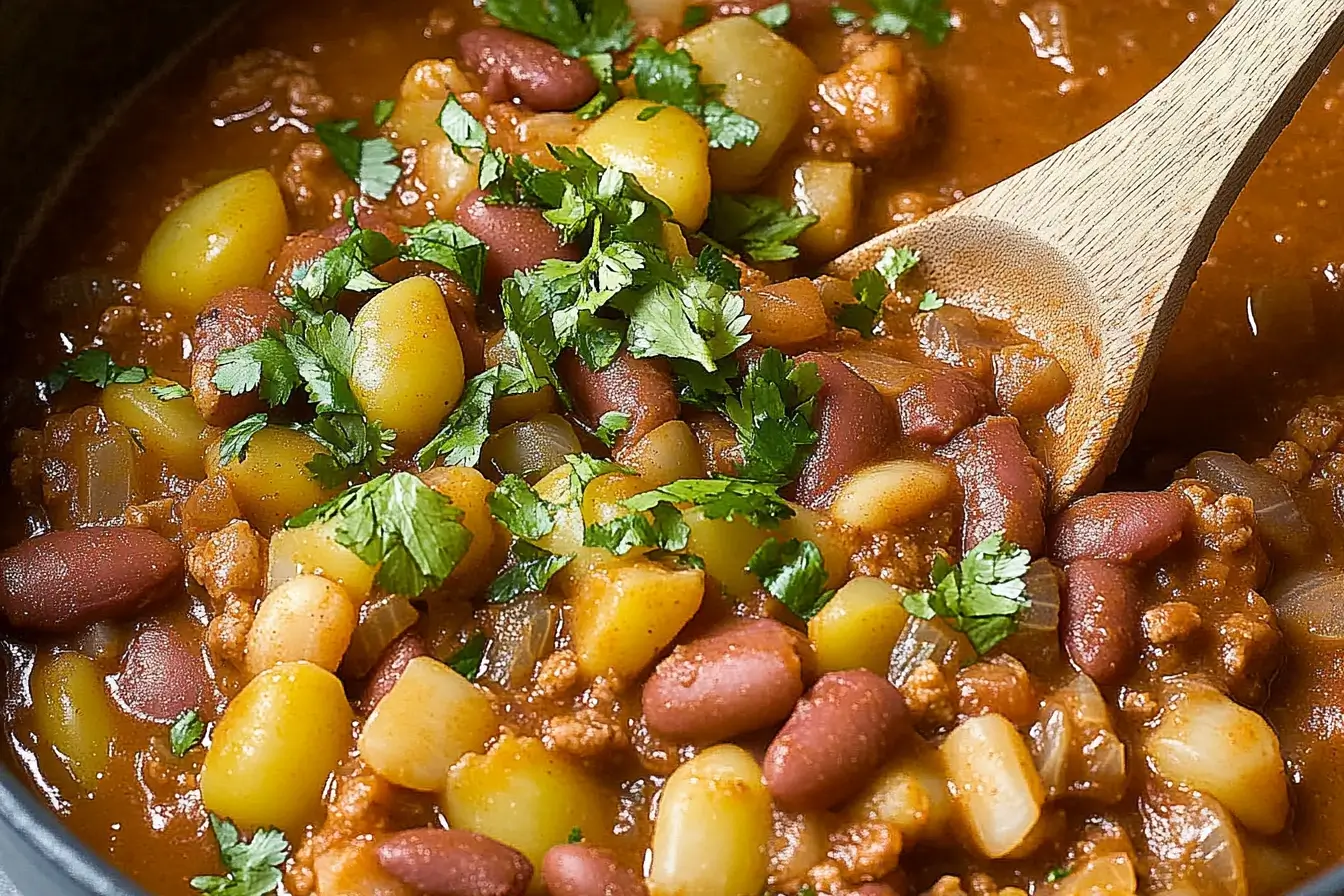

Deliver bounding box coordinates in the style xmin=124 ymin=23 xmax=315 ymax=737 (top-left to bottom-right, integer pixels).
xmin=2 ymin=0 xmax=1344 ymax=895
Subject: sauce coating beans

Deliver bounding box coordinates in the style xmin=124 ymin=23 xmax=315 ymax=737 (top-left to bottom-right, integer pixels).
xmin=460 ymin=27 xmax=601 ymax=112
xmin=377 ymin=828 xmax=533 ymax=896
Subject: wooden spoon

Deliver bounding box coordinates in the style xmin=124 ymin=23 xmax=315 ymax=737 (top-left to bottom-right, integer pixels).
xmin=828 ymin=0 xmax=1344 ymax=508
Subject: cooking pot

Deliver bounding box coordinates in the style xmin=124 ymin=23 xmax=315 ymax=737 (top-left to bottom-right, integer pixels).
xmin=1 ymin=1 xmax=1344 ymax=894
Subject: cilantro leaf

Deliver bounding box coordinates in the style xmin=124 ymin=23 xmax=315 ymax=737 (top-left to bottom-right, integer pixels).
xmin=576 ymin=53 xmax=625 ymax=120
xmin=313 ymin=119 xmax=402 ymax=201
xmin=151 ymin=381 xmax=192 ymax=401
xmin=484 ymin=0 xmax=635 ymax=57
xmin=753 ymin=1 xmax=791 ymax=27
xmin=748 ymin=537 xmax=832 ymax=619
xmin=702 ymin=194 xmax=818 ymax=262
xmin=902 ymin=531 xmax=1032 ymax=655
xmin=304 ymin=413 xmax=396 ymax=488
xmin=724 ymin=348 xmax=820 ymax=483
xmin=624 ymin=478 xmax=794 ymax=527
xmin=213 ymin=334 xmax=300 ymax=407
xmin=1045 ymin=867 xmax=1072 ymax=884
xmin=627 ymin=39 xmax=759 ymax=149
xmin=487 ymin=541 xmax=573 ymax=603
xmin=216 ymin=414 xmax=270 ymax=467
xmin=567 ymin=826 xmax=584 ymax=844
xmin=447 ymin=631 xmax=487 ymax=681
xmin=670 ymin=356 xmax=739 ymax=408
xmin=584 ymin=503 xmax=690 ymax=555
xmin=400 ymin=218 xmax=488 ymax=296
xmin=870 ymin=0 xmax=951 ymax=42
xmin=47 ymin=349 xmax=149 ymax=393
xmin=593 ymin=411 xmax=631 ymax=446
xmin=372 ymin=98 xmax=397 ymax=127
xmin=488 ymin=474 xmax=557 ymax=540
xmin=283 ymin=312 xmax=360 ymax=415
xmin=190 ymin=814 xmax=289 ymax=896
xmin=918 ymin=290 xmax=944 ymax=311
xmin=438 ymin=94 xmax=489 ymax=157
xmin=566 ymin=453 xmax=635 ymax=503
xmin=288 ymin=472 xmax=474 ymax=597
xmin=168 ymin=709 xmax=205 ymax=757
xmin=417 ymin=365 xmax=531 ymax=469
xmin=836 ymin=244 xmax=921 ymax=337
xmin=289 ymin=223 xmax=399 ymax=315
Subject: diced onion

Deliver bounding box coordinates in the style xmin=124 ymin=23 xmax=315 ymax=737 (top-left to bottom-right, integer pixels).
xmin=481 ymin=413 xmax=582 ymax=482
xmin=480 ymin=592 xmax=558 ymax=689
xmin=1185 ymin=451 xmax=1316 ymax=558
xmin=1140 ymin=783 xmax=1247 ymax=896
xmin=1268 ymin=569 xmax=1344 ymax=642
xmin=342 ymin=595 xmax=419 ymax=679
xmin=887 ymin=615 xmax=968 ymax=688
xmin=1018 ymin=559 xmax=1062 ymax=631
xmin=1029 ymin=673 xmax=1126 ymax=804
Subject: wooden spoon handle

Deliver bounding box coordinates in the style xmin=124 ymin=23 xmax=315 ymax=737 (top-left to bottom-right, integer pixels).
xmin=959 ymin=0 xmax=1344 ymax=318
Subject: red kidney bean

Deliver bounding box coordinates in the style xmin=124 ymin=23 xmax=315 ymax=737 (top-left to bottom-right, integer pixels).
xmin=360 ymin=631 xmax=429 ymax=713
xmin=320 ymin=207 xmax=405 ymax=244
xmin=762 ymin=670 xmax=911 ymax=811
xmin=643 ymin=618 xmax=807 ymax=744
xmin=558 ymin=350 xmax=680 ymax=456
xmin=793 ymin=352 xmax=897 ymax=508
xmin=113 ymin=623 xmax=212 ymax=723
xmin=377 ymin=828 xmax=532 ymax=896
xmin=896 ymin=368 xmax=991 ymax=445
xmin=541 ymin=845 xmax=647 ymax=896
xmin=453 ymin=189 xmax=582 ymax=300
xmin=1050 ymin=490 xmax=1188 ymax=565
xmin=0 ymin=528 xmax=181 ymax=633
xmin=192 ymin=286 xmax=292 ymax=426
xmin=460 ymin=27 xmax=599 ymax=112
xmin=939 ymin=416 xmax=1046 ymax=555
xmin=1061 ymin=558 xmax=1140 ymax=685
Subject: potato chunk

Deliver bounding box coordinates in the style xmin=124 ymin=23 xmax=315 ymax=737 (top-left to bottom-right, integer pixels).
xmin=941 ymin=713 xmax=1044 ymax=858
xmin=808 ymin=576 xmax=909 ymax=674
xmin=569 ymin=560 xmax=705 ymax=680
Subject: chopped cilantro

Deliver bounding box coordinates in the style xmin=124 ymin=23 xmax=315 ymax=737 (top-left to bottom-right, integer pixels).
xmin=484 ymin=0 xmax=635 ymax=57
xmin=447 ymin=631 xmax=487 ymax=681
xmin=47 ymin=348 xmax=149 ymax=393
xmin=216 ymin=414 xmax=270 ymax=467
xmin=168 ymin=709 xmax=205 ymax=757
xmin=1044 ymin=867 xmax=1072 ymax=884
xmin=624 ymin=478 xmax=793 ymax=527
xmin=567 ymin=826 xmax=584 ymax=844
xmin=695 ymin=245 xmax=741 ymax=291
xmin=628 ymin=39 xmax=759 ymax=149
xmin=566 ymin=453 xmax=636 ymax=502
xmin=670 ymin=355 xmax=739 ymax=409
xmin=593 ymin=411 xmax=631 ymax=446
xmin=576 ymin=53 xmax=625 ymax=120
xmin=725 ymin=348 xmax=821 ymax=483
xmin=827 ymin=0 xmax=950 ymax=41
xmin=438 ymin=94 xmax=489 ymax=158
xmin=417 ymin=365 xmax=531 ymax=469
xmin=753 ymin=1 xmax=791 ymax=28
xmin=836 ymin=244 xmax=921 ymax=337
xmin=150 ymin=381 xmax=192 ymax=401
xmin=372 ymin=98 xmax=397 ymax=128
xmin=212 ymin=334 xmax=300 ymax=407
xmin=702 ymin=194 xmax=818 ymax=262
xmin=682 ymin=5 xmax=710 ymax=27
xmin=290 ymin=226 xmax=398 ymax=315
xmin=487 ymin=541 xmax=573 ymax=603
xmin=190 ymin=814 xmax=289 ymax=896
xmin=288 ymin=472 xmax=474 ymax=597
xmin=748 ymin=537 xmax=832 ymax=619
xmin=400 ymin=218 xmax=488 ymax=295
xmin=313 ymin=119 xmax=402 ymax=201
xmin=918 ymin=289 xmax=944 ymax=311
xmin=283 ymin=311 xmax=360 ymax=415
xmin=902 ymin=530 xmax=1031 ymax=655
xmin=584 ymin=503 xmax=689 ymax=556
xmin=303 ymin=413 xmax=396 ymax=488
xmin=488 ymin=474 xmax=557 ymax=540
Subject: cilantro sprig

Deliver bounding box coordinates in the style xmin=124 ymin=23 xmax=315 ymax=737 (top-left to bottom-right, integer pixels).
xmin=485 ymin=0 xmax=635 ymax=57
xmin=748 ymin=537 xmax=832 ymax=619
xmin=836 ymin=244 xmax=921 ymax=337
xmin=623 ymin=478 xmax=794 ymax=528
xmin=828 ymin=0 xmax=951 ymax=42
xmin=168 ymin=709 xmax=205 ymax=757
xmin=314 ymin=119 xmax=401 ymax=201
xmin=725 ymin=348 xmax=821 ymax=483
xmin=417 ymin=364 xmax=531 ymax=469
xmin=488 ymin=474 xmax=558 ymax=540
xmin=702 ymin=194 xmax=818 ymax=262
xmin=190 ymin=814 xmax=289 ymax=896
xmin=902 ymin=531 xmax=1031 ymax=655
xmin=46 ymin=349 xmax=149 ymax=394
xmin=288 ymin=472 xmax=473 ymax=597
xmin=487 ymin=542 xmax=573 ymax=603
xmin=584 ymin=503 xmax=690 ymax=555
xmin=304 ymin=413 xmax=397 ymax=488
xmin=627 ymin=39 xmax=759 ymax=150
xmin=447 ymin=631 xmax=487 ymax=681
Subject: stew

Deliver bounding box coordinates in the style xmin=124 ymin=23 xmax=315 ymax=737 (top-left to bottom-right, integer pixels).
xmin=1 ymin=0 xmax=1342 ymax=894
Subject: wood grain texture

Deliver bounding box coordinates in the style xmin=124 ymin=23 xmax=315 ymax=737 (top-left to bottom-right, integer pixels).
xmin=830 ymin=0 xmax=1344 ymax=508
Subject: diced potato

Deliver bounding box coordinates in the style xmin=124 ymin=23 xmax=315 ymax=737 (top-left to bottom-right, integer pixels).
xmin=845 ymin=749 xmax=954 ymax=843
xmin=767 ymin=810 xmax=829 ymax=889
xmin=621 ymin=421 xmax=706 ymax=486
xmin=443 ymin=734 xmax=614 ymax=893
xmin=210 ymin=426 xmax=338 ymax=535
xmin=674 ymin=19 xmax=818 ymax=191
xmin=313 ymin=840 xmax=413 ymax=896
xmin=1040 ymin=854 xmax=1137 ymax=896
xmin=138 ymin=169 xmax=288 ymax=318
xmin=830 ymin=460 xmax=955 ymax=532
xmin=569 ymin=560 xmax=705 ymax=679
xmin=268 ymin=522 xmax=376 ymax=602
xmin=351 ymin=276 xmax=466 ymax=451
xmin=941 ymin=713 xmax=1045 ymax=858
xmin=359 ymin=657 xmax=497 ymax=792
xmin=578 ymin=99 xmax=711 ymax=229
xmin=581 ymin=473 xmax=652 ymax=527
xmin=648 ymin=744 xmax=772 ymax=896
xmin=741 ymin=280 xmax=831 ymax=349
xmin=419 ymin=466 xmax=501 ymax=586
xmin=387 ymin=59 xmax=486 ymax=147
xmin=484 ymin=331 xmax=559 ymax=424
xmin=778 ymin=507 xmax=849 ymax=590
xmin=418 ymin=140 xmax=479 ymax=214
xmin=808 ymin=576 xmax=909 ymax=674
xmin=101 ymin=377 xmax=210 ymax=478
xmin=201 ymin=661 xmax=353 ymax=831
xmin=790 ymin=160 xmax=861 ymax=259
xmin=30 ymin=652 xmax=114 ymax=790
xmin=245 ymin=575 xmax=357 ymax=677
xmin=1145 ymin=684 xmax=1289 ymax=835
xmin=533 ymin=464 xmax=586 ymax=556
